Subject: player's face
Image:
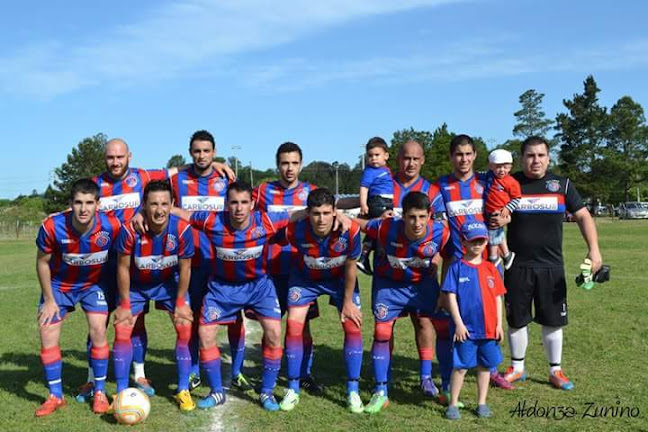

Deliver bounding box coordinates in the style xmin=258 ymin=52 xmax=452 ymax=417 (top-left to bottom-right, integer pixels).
xmin=105 ymin=140 xmax=131 ymax=179
xmin=463 ymin=237 xmax=488 ymax=256
xmin=227 ymin=190 xmax=254 ymax=225
xmin=367 ymin=147 xmax=389 ymax=168
xmin=145 ymin=190 xmax=172 ymax=229
xmin=490 ymin=162 xmax=512 ymax=178
xmin=71 ymin=192 xmax=98 ymax=226
xmin=308 ymin=204 xmax=335 ymax=237
xmin=277 ymin=151 xmax=302 ymax=185
xmin=522 ymin=144 xmax=549 ymax=179
xmin=398 ymin=143 xmax=424 ymax=179
xmin=189 ymin=140 xmax=215 ymax=171
xmin=403 ymin=208 xmax=430 ymax=240
xmin=451 ymin=144 xmax=476 ymax=176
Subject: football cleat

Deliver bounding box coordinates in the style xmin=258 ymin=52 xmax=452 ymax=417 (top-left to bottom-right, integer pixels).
xmin=437 ymin=391 xmax=464 ymax=409
xmin=356 ymin=255 xmax=373 ymax=276
xmin=503 ymin=366 xmax=527 ymax=384
xmin=197 ymin=391 xmax=226 ymax=409
xmin=260 ymin=393 xmax=280 ymax=411
xmin=135 ymin=377 xmax=156 ymax=397
xmin=503 ymin=252 xmax=516 ymax=270
xmin=75 ymin=381 xmax=94 ymax=403
xmin=35 ymin=394 xmax=67 ymax=417
xmin=490 ymin=371 xmax=514 ymax=390
xmin=188 ymin=373 xmax=202 ymax=391
xmin=300 ymin=375 xmax=324 ymax=395
xmin=364 ymin=390 xmax=389 ymax=414
xmin=279 ymin=389 xmax=300 ymax=412
xmin=421 ymin=377 xmax=439 ymax=397
xmin=549 ymin=370 xmax=574 ymax=390
xmin=175 ymin=390 xmax=196 ymax=412
xmin=231 ymin=372 xmax=253 ymax=392
xmin=92 ymin=391 xmax=110 ymax=414
xmin=347 ymin=391 xmax=364 ymax=414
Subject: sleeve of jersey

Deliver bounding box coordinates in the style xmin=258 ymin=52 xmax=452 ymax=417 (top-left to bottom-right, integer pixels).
xmin=490 ymin=263 xmax=507 ymax=296
xmin=36 ymin=222 xmax=54 ymax=253
xmin=441 ymin=263 xmax=458 ymax=294
xmin=189 ymin=211 xmax=212 ymax=231
xmin=347 ymin=224 xmax=362 ymax=260
xmin=360 ymin=167 xmax=375 ymax=188
xmin=147 ymin=169 xmax=169 ymax=181
xmin=428 ymin=184 xmax=447 ymax=214
xmin=364 ymin=219 xmax=381 ymax=240
xmin=439 ymin=223 xmax=451 ymax=259
xmin=565 ymin=179 xmax=585 ymax=213
xmin=178 ymin=223 xmax=195 ymax=259
xmin=267 ymin=211 xmax=291 ymax=232
xmin=114 ymin=226 xmax=134 ymax=255
xmin=252 ymin=185 xmax=262 ymax=208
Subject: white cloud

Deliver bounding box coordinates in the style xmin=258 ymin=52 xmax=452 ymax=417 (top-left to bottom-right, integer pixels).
xmin=0 ymin=0 xmax=464 ymax=98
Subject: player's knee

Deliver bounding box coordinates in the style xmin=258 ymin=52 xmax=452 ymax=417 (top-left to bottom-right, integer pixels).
xmin=114 ymin=324 xmax=133 ymax=342
xmin=286 ymin=319 xmax=305 ymax=338
xmin=374 ymin=321 xmax=393 ymax=342
xmin=342 ymin=320 xmax=361 ymax=335
xmin=198 ymin=325 xmax=218 ymax=348
xmin=175 ymin=323 xmax=192 ymax=343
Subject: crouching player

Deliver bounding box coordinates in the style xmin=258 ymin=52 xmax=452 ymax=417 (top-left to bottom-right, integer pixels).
xmin=442 ymin=221 xmax=505 ymax=420
xmin=279 ymin=188 xmax=364 ymax=413
xmin=112 ymin=180 xmax=196 ymax=411
xmin=35 ymin=179 xmax=121 ymax=416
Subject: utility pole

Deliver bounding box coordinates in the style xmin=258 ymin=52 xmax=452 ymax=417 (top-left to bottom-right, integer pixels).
xmin=232 ymin=145 xmax=241 ymax=177
xmin=332 ymin=161 xmax=339 ymax=196
xmin=249 ymin=161 xmax=254 ymax=187
xmin=361 ymin=144 xmax=365 ymax=170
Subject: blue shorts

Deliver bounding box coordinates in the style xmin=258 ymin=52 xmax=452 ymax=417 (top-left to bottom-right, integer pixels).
xmin=488 ymin=227 xmax=505 ymax=246
xmin=202 ymin=275 xmax=281 ymax=325
xmin=39 ymin=284 xmax=108 ymax=324
xmin=123 ymin=281 xmax=190 ymax=316
xmin=371 ymin=276 xmax=441 ymax=322
xmin=246 ymin=274 xmax=320 ymax=320
xmin=287 ymin=272 xmax=361 ymax=312
xmin=188 ymin=262 xmax=210 ymax=313
xmin=452 ymin=339 xmax=502 ymax=369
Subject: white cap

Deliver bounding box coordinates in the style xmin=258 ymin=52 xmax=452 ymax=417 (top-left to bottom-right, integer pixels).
xmin=489 ymin=149 xmax=513 ymax=164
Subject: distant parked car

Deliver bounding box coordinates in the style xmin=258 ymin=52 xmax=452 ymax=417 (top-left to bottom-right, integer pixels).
xmin=619 ymin=202 xmax=648 ymax=219
xmin=590 ymin=204 xmax=609 ymax=217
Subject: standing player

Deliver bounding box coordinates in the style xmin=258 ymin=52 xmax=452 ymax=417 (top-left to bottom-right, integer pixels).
xmin=112 ymin=180 xmax=196 ymax=411
xmin=35 ymin=179 xmax=121 ymax=416
xmin=491 ymin=136 xmax=602 ymax=390
xmin=278 ymin=188 xmax=364 ymax=413
xmin=253 ymin=142 xmax=322 ymax=393
xmin=435 ymin=134 xmax=513 ymax=391
xmin=171 ymin=182 xmax=291 ymax=411
xmin=354 ymin=191 xmax=450 ymax=413
xmin=171 ymin=130 xmax=248 ymax=392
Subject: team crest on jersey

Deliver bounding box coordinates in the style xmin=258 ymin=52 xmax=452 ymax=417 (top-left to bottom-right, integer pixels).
xmin=422 ymin=243 xmax=437 ymax=257
xmin=207 ymin=307 xmax=222 ymax=321
xmin=125 ymin=174 xmax=139 ymax=188
xmin=297 ymin=189 xmax=308 ymax=201
xmin=288 ymin=287 xmax=302 ymax=303
xmin=375 ymin=303 xmax=389 ymax=320
xmin=166 ymin=234 xmax=177 ymax=252
xmin=332 ymin=237 xmax=347 ymax=253
xmin=546 ymin=179 xmax=560 ymax=192
xmin=474 ymin=183 xmax=484 ymax=194
xmin=212 ymin=178 xmax=226 ymax=192
xmin=93 ymin=231 xmax=111 ymax=247
xmin=252 ymin=227 xmax=265 ymax=238
xmin=487 ymin=276 xmax=495 ymax=289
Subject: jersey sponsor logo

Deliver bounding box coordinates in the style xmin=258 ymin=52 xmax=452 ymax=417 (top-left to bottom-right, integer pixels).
xmin=268 ymin=204 xmax=305 ymax=212
xmin=61 ymin=238 xmax=74 ymax=244
xmin=332 ymin=237 xmax=347 ymax=253
xmin=375 ymin=303 xmax=389 ymax=320
xmin=182 ymin=179 xmax=194 ymax=185
xmin=445 ymin=199 xmax=484 ymax=218
xmin=459 ymin=276 xmax=470 ymax=283
xmin=443 ymin=185 xmax=456 ymax=191
xmin=303 ymin=254 xmax=347 ymax=270
xmin=546 ymin=179 xmax=561 ymax=192
xmin=98 ymin=192 xmax=141 ymax=211
xmin=181 ymin=196 xmax=225 ymax=211
xmin=288 ymin=287 xmax=302 ymax=303
xmin=134 ymin=254 xmax=178 ymax=270
xmin=100 ymin=182 xmax=111 ymax=188
xmin=93 ymin=231 xmax=111 ymax=247
xmin=387 ymin=254 xmax=431 ymax=269
xmin=207 ymin=306 xmax=221 ymax=321
xmin=474 ymin=183 xmax=484 ymax=194
xmin=269 ymin=189 xmax=281 ymax=195
xmin=517 ymin=196 xmax=559 ymax=211
xmin=62 ymin=250 xmax=109 ymax=266
xmin=125 ymin=174 xmax=139 ymax=188
xmin=166 ymin=234 xmax=177 ymax=251
xmin=212 ymin=178 xmax=226 ymax=192
xmin=214 ymin=245 xmax=264 ymax=261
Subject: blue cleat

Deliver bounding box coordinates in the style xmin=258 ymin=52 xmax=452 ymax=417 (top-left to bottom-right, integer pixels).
xmin=260 ymin=393 xmax=280 ymax=411
xmin=197 ymin=392 xmax=226 ymax=409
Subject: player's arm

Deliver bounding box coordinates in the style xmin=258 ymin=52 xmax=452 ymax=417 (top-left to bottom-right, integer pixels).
xmin=174 ymin=258 xmax=193 ymax=325
xmin=114 ymin=253 xmax=134 ymax=326
xmin=359 ymin=186 xmax=369 ymax=216
xmin=444 ymin=292 xmax=469 ymax=342
xmin=340 ymin=258 xmax=362 ymax=328
xmin=571 ymin=207 xmax=602 ymax=273
xmin=36 ymin=250 xmax=59 ymax=327
xmin=170 ymin=206 xmax=194 ymax=221
xmin=495 ymin=295 xmax=504 ymax=342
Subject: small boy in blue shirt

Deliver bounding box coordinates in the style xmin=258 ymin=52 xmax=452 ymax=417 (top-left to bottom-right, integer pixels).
xmin=442 ymin=221 xmax=506 ymax=420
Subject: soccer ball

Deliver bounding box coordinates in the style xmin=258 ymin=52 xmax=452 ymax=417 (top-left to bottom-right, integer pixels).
xmin=113 ymin=387 xmax=150 ymax=425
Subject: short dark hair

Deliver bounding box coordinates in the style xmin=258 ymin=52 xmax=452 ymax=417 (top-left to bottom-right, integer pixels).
xmin=275 ymin=142 xmax=303 ymax=165
xmin=366 ymin=137 xmax=389 ymax=153
xmin=143 ymin=180 xmax=172 ymax=203
xmin=227 ymin=181 xmax=253 ymax=201
xmin=70 ymin=178 xmax=99 ymax=201
xmin=189 ymin=130 xmax=215 ymax=150
xmin=520 ymin=136 xmax=550 ymax=155
xmin=402 ymin=191 xmax=430 ymax=214
xmin=307 ymin=188 xmax=335 ymax=209
xmin=449 ymin=134 xmax=475 ymax=154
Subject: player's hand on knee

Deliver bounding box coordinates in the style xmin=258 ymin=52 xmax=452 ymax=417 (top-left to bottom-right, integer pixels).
xmin=38 ymin=300 xmax=60 ymax=327
xmin=114 ymin=306 xmax=134 ymax=326
xmin=174 ymin=304 xmax=194 ymax=325
xmin=341 ymin=301 xmax=362 ymax=328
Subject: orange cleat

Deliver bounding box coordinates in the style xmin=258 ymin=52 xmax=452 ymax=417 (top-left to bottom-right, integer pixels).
xmin=92 ymin=391 xmax=110 ymax=414
xmin=35 ymin=394 xmax=67 ymax=417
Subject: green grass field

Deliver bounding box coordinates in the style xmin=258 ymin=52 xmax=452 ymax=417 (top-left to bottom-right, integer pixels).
xmin=1 ymin=219 xmax=647 ymax=431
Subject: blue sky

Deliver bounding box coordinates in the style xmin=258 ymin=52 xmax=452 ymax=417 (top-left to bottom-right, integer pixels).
xmin=1 ymin=0 xmax=647 ymax=198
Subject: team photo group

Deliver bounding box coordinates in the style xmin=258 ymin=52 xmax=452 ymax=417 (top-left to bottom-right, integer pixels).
xmin=34 ymin=130 xmax=602 ymax=421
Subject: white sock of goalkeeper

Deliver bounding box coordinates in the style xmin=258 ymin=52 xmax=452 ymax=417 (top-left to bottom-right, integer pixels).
xmin=508 ymin=326 xmax=528 ymax=372
xmin=542 ymin=326 xmax=563 ymax=373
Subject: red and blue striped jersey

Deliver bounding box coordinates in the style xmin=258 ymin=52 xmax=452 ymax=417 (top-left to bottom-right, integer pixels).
xmin=36 ymin=211 xmax=121 ymax=292
xmin=171 ymin=167 xmax=229 ymax=267
xmin=190 ymin=210 xmax=290 ymax=282
xmin=365 ymin=217 xmax=449 ymax=283
xmin=114 ymin=214 xmax=194 ymax=285
xmin=441 ymin=259 xmax=506 ymax=340
xmin=436 ymin=172 xmax=487 ymax=258
xmin=93 ymin=168 xmax=168 ymax=223
xmin=285 ymin=220 xmax=362 ymax=281
xmin=392 ymin=173 xmax=446 ymax=217
xmin=253 ymin=181 xmax=317 ymax=276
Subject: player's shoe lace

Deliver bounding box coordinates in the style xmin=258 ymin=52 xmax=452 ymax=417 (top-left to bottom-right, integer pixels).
xmin=175 ymin=389 xmax=196 ymax=412
xmin=279 ymin=389 xmax=300 ymax=411
xmin=35 ymin=394 xmax=66 ymax=417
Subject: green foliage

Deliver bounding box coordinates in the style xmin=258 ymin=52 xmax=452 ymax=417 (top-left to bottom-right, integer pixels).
xmin=43 ymin=133 xmax=107 ymax=214
xmin=166 ymin=154 xmax=186 ymax=168
xmin=513 ymin=89 xmax=554 ymax=141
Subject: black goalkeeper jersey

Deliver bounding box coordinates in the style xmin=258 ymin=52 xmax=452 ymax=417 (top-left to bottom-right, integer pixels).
xmin=506 ymin=172 xmax=584 ymax=268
